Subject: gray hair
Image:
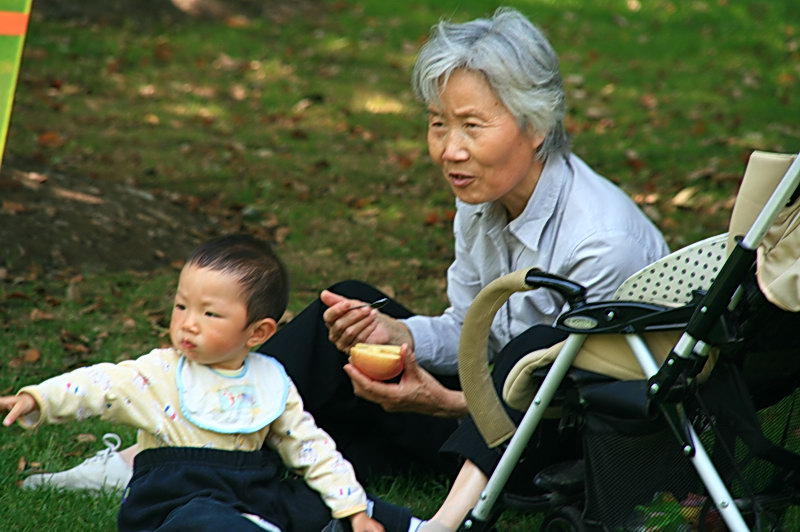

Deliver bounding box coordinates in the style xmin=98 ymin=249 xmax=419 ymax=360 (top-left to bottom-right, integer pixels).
xmin=411 ymin=7 xmax=570 ymax=160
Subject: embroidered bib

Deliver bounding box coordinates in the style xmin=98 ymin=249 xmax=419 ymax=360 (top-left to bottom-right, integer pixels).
xmin=176 ymin=354 xmax=289 ymax=434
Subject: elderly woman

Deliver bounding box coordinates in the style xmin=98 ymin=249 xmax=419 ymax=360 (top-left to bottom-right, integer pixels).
xmin=24 ymin=8 xmax=667 ymax=532
xmin=318 ymin=8 xmax=669 ymax=531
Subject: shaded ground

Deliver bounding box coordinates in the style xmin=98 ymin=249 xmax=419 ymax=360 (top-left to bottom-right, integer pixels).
xmin=0 ymin=165 xmax=285 ymax=276
xmin=0 ymin=165 xmax=221 ymax=275
xmin=2 ymin=0 xmax=318 ymax=277
xmin=29 ymin=0 xmax=321 ymax=26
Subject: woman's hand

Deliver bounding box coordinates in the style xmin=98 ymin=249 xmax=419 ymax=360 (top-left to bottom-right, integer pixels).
xmin=0 ymin=393 xmax=37 ymax=427
xmin=344 ymin=346 xmax=467 ymax=418
xmin=349 ymin=510 xmax=385 ymax=532
xmin=320 ymin=290 xmax=413 ymax=353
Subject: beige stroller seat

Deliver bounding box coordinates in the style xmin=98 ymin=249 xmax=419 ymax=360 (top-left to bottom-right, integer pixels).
xmin=456 ymin=150 xmax=800 ymax=531
xmin=502 ymin=232 xmax=729 ymax=413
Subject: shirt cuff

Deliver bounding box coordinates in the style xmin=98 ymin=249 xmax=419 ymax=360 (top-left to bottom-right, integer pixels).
xmin=15 ymin=387 xmax=44 ymax=428
xmin=330 ymin=503 xmax=368 ymax=520
xmin=400 ymin=315 xmax=460 ymax=375
xmin=400 ymin=316 xmax=435 ymax=367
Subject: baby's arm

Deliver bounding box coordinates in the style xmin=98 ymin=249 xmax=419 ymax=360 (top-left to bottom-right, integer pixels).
xmin=267 ymin=382 xmax=369 ymax=519
xmin=2 ymin=350 xmax=171 ymax=431
xmin=0 ymin=393 xmax=38 ymax=427
xmin=350 ymin=510 xmax=385 ymax=532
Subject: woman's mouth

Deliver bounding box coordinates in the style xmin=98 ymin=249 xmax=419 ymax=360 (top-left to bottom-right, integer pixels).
xmin=448 ymin=172 xmax=475 ymax=188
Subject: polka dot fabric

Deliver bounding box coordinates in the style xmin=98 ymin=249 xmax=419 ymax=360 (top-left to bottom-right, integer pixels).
xmin=613 ymin=234 xmax=728 ymax=307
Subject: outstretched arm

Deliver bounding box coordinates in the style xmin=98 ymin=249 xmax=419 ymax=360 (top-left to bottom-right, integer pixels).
xmin=0 ymin=393 xmax=38 ymax=427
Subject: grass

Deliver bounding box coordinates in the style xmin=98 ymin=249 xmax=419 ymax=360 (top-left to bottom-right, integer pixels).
xmin=1 ymin=0 xmax=799 ymax=530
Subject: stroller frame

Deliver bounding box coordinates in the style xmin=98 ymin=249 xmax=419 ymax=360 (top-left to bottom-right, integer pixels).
xmin=456 ymin=152 xmax=800 ymax=531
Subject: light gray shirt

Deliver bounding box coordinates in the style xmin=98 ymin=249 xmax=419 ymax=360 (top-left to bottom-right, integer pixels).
xmin=403 ymin=153 xmax=669 ymax=375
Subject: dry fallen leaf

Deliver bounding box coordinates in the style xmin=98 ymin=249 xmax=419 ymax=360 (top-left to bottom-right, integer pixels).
xmin=79 ymin=301 xmax=102 ymax=315
xmin=36 ymin=131 xmax=66 ymax=147
xmin=424 ymin=212 xmax=439 ymax=226
xmin=76 ymin=433 xmax=98 ymax=444
xmin=63 ymin=343 xmax=90 ymax=355
xmin=229 ymin=84 xmax=247 ymax=101
xmin=52 ymin=187 xmax=105 ymax=205
xmin=671 ymin=186 xmax=700 ymax=208
xmin=23 ymin=349 xmax=41 ymax=363
xmin=225 ymin=15 xmax=250 ymax=28
xmin=625 ymin=149 xmax=646 ymax=172
xmin=29 ymin=309 xmax=55 ymax=321
xmin=274 ymin=226 xmax=290 ymax=244
xmin=2 ymin=200 xmax=28 ymax=214
xmin=640 ymin=93 xmax=659 ymax=110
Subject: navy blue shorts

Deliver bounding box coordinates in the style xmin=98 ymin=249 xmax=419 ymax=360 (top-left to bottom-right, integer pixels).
xmin=118 ymin=446 xmax=411 ymax=532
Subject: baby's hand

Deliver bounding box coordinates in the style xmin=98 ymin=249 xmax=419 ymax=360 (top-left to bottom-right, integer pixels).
xmin=349 ymin=510 xmax=385 ymax=532
xmin=0 ymin=393 xmax=37 ymax=426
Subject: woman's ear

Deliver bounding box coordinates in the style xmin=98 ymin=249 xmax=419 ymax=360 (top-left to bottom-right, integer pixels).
xmin=529 ymin=129 xmax=546 ymax=152
xmin=247 ymin=318 xmax=278 ymax=348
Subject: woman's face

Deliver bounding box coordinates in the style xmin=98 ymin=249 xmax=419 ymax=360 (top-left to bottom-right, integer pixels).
xmin=426 ymin=69 xmax=545 ymax=219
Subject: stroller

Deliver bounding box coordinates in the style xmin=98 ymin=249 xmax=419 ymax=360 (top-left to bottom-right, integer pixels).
xmin=456 ymin=150 xmax=800 ymax=531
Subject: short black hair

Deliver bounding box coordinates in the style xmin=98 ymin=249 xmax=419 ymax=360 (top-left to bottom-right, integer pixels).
xmin=186 ymin=234 xmax=288 ymax=325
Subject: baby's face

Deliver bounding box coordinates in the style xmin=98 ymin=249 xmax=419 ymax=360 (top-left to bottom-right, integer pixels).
xmin=169 ymin=264 xmax=252 ymax=370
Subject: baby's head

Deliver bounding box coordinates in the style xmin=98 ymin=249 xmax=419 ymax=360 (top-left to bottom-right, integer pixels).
xmin=185 ymin=234 xmax=289 ymax=326
xmin=171 ymin=234 xmax=288 ymax=369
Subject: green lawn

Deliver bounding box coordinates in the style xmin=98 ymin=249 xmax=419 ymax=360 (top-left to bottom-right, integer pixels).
xmin=1 ymin=0 xmax=798 ymax=530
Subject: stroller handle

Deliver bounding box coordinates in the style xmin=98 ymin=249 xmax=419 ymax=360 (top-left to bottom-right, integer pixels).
xmin=524 ymin=270 xmax=587 ymax=308
xmin=458 ymin=268 xmax=583 ymax=447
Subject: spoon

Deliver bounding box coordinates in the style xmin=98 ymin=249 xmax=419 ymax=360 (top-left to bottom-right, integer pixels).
xmin=344 ymin=297 xmax=389 ymax=313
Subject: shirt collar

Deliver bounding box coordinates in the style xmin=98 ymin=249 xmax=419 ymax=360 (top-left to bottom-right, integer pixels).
xmin=467 ymin=154 xmax=571 ymax=251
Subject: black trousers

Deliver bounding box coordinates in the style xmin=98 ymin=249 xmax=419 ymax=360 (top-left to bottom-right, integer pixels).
xmin=259 ymin=280 xmax=579 ymax=492
xmin=440 ymin=324 xmax=582 ymax=493
xmin=119 ymin=447 xmax=413 ymax=532
xmin=258 ymin=280 xmax=461 ymax=481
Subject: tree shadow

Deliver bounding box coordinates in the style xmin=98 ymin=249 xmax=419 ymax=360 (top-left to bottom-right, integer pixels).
xmin=30 ymin=0 xmax=322 ymax=27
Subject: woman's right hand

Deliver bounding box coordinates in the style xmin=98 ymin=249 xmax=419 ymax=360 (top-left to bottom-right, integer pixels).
xmin=320 ymin=290 xmax=413 ymax=354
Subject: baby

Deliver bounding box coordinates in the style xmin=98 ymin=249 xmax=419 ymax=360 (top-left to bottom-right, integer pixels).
xmin=0 ymin=234 xmax=384 ymax=532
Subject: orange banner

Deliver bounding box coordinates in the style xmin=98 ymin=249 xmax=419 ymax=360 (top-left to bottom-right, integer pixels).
xmin=0 ymin=11 xmax=29 ymax=36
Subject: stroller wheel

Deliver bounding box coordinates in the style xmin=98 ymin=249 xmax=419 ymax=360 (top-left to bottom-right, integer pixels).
xmin=540 ymin=506 xmax=587 ymax=532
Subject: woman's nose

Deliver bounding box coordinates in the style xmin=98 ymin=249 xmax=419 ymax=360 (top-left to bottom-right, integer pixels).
xmin=441 ymin=131 xmax=469 ymax=162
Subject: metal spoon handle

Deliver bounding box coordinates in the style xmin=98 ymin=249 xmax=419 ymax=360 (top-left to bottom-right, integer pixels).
xmin=345 ymin=297 xmax=389 ymax=312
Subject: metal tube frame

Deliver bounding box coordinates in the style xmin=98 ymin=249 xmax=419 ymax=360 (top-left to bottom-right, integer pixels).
xmin=625 ymin=335 xmax=749 ymax=531
xmin=464 ymin=334 xmax=587 ymax=527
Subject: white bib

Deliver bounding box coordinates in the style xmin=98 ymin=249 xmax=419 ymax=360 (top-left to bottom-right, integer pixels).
xmin=176 ymin=354 xmax=289 ymax=434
